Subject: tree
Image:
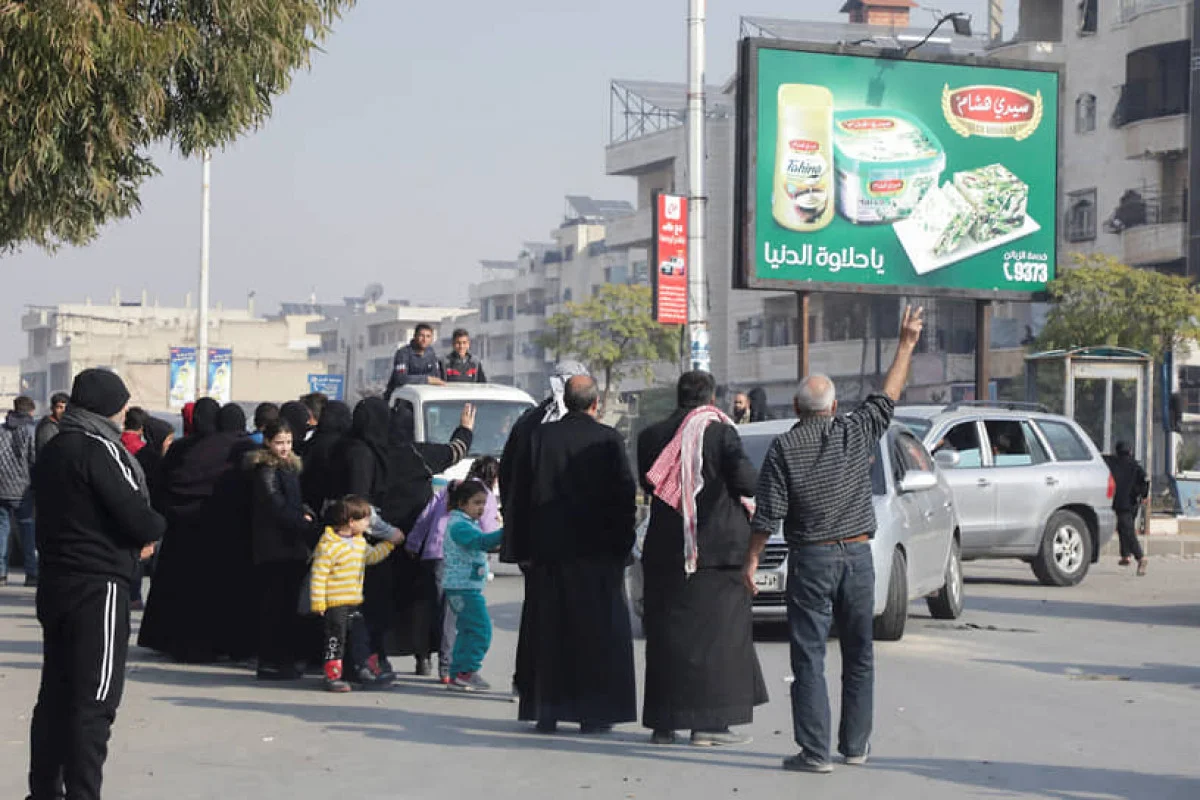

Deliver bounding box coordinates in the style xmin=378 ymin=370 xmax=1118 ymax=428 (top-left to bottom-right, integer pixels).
xmin=1039 ymin=253 xmax=1200 ymax=362
xmin=0 ymin=0 xmax=353 ymax=253
xmin=538 ymin=284 xmax=680 ymax=412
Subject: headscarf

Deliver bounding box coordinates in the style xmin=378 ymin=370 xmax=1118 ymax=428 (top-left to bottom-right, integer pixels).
xmin=280 ymin=401 xmax=312 ymax=441
xmin=315 ymin=401 xmax=352 ymax=437
xmin=182 ymin=402 xmax=196 ymax=436
xmin=141 ymin=417 xmax=174 ymax=455
xmin=748 ymin=387 xmax=769 ymax=423
xmin=542 ymin=359 xmax=591 ymax=424
xmin=352 ymin=397 xmax=390 ymax=454
xmin=388 ymin=400 xmax=417 ymax=446
xmin=191 ymin=398 xmax=220 ymax=437
xmin=217 ymin=403 xmax=247 ymax=434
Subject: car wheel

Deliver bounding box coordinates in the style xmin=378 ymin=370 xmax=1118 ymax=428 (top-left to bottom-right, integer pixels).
xmin=1031 ymin=510 xmax=1092 ymax=587
xmin=873 ymin=548 xmax=908 ymax=642
xmin=926 ymin=537 xmax=964 ymax=620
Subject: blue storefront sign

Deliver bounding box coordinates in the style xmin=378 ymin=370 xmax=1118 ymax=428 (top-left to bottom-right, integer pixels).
xmin=307 ymin=374 xmax=345 ymax=401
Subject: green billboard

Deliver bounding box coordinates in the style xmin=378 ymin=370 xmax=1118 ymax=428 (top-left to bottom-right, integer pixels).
xmin=734 ymin=40 xmax=1061 ymax=299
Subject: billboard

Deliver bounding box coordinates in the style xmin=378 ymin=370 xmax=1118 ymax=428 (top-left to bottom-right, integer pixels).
xmin=168 ymin=347 xmax=232 ymax=408
xmin=652 ymin=193 xmax=688 ymax=325
xmin=307 ymin=374 xmax=345 ymax=401
xmin=735 ymin=40 xmax=1061 ymax=299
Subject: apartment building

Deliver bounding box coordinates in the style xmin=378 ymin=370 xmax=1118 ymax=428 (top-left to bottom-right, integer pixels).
xmin=469 ymin=196 xmax=637 ymax=398
xmin=20 ymin=292 xmax=325 ymax=411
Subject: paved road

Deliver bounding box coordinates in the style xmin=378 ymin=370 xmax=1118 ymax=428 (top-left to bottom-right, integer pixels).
xmin=0 ymin=558 xmax=1197 ymax=799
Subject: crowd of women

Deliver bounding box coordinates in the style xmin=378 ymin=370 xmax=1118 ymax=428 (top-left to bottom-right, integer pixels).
xmin=134 ymin=393 xmax=478 ymax=683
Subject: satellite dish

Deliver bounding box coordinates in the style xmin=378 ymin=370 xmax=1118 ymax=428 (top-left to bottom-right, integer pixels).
xmin=363 ymin=283 xmax=384 ymax=304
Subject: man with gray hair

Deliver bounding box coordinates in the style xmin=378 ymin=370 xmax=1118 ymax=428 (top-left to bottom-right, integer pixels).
xmin=747 ymin=306 xmax=924 ymax=774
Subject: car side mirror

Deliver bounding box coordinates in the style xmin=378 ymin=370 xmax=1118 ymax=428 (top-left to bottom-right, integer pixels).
xmin=934 ymin=450 xmax=961 ymax=469
xmin=899 ymin=470 xmax=939 ymax=493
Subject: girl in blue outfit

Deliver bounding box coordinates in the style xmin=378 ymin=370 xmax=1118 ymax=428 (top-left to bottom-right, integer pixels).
xmin=442 ymin=480 xmax=504 ymax=692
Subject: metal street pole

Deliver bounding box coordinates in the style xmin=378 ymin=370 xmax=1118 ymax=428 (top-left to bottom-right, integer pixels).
xmin=687 ymin=0 xmax=710 ymax=374
xmin=197 ymin=151 xmax=211 ymax=398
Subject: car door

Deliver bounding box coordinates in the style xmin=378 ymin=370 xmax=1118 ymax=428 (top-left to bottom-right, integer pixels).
xmin=891 ymin=429 xmax=946 ymax=593
xmin=929 ymin=419 xmax=996 ymax=558
xmin=982 ymin=418 xmax=1065 ymax=554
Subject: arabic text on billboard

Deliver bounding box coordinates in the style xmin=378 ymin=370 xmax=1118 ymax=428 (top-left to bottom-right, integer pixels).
xmin=307 ymin=374 xmax=345 ymax=401
xmin=653 ymin=193 xmax=688 ymax=325
xmin=736 ymin=41 xmax=1060 ymax=299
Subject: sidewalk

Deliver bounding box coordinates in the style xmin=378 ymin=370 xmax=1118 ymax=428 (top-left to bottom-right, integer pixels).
xmin=1099 ymin=514 xmax=1200 ymax=557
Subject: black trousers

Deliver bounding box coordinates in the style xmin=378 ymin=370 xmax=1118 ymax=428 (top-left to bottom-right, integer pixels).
xmin=1116 ymin=510 xmax=1144 ymax=561
xmin=256 ymin=561 xmax=308 ymax=670
xmin=323 ymin=606 xmax=369 ymax=671
xmin=29 ymin=575 xmax=130 ymax=800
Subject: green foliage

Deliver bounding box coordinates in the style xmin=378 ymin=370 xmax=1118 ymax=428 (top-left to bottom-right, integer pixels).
xmin=0 ymin=0 xmax=352 ymax=252
xmin=538 ymin=284 xmax=680 ymax=409
xmin=1039 ymin=254 xmax=1200 ymax=362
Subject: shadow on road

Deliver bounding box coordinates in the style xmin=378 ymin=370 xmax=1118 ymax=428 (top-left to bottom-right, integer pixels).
xmin=155 ymin=695 xmax=782 ymax=770
xmin=964 ymin=596 xmax=1198 ymax=628
xmin=979 ymin=659 xmax=1200 ymax=688
xmin=875 ymin=757 xmax=1200 ymax=800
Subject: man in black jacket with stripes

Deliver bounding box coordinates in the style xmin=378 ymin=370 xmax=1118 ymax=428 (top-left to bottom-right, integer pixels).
xmin=27 ymin=369 xmax=166 ymax=800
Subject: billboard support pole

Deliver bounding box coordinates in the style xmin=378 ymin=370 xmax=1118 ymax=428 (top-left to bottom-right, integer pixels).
xmin=975 ymin=300 xmax=992 ymax=401
xmin=686 ymin=0 xmax=709 ymax=373
xmin=197 ymin=150 xmax=211 ymax=398
xmin=797 ymin=292 xmax=810 ymax=381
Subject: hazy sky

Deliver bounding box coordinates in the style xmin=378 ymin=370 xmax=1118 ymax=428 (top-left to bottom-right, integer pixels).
xmin=2 ymin=0 xmax=1008 ymax=363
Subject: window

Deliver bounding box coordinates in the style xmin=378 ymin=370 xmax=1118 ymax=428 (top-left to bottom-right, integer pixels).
xmin=1065 ymin=189 xmax=1097 ymax=242
xmin=1075 ymin=93 xmax=1096 ymax=133
xmin=983 ymin=420 xmax=1049 ymax=467
xmin=933 ymin=421 xmax=983 ymax=468
xmin=49 ymin=362 xmax=70 ymax=392
xmin=822 ymin=295 xmax=869 ymax=341
xmin=565 ymin=245 xmax=575 ymax=261
xmin=1180 ymin=366 xmax=1200 ymax=414
xmin=737 ymin=318 xmax=764 ymax=350
xmin=1036 ymin=420 xmax=1093 ymax=461
xmin=562 ymin=288 xmax=573 ymax=303
xmin=1077 ymin=0 xmax=1097 ymax=34
xmin=892 ymin=432 xmax=935 ymax=484
xmin=480 ymin=300 xmax=490 ymax=323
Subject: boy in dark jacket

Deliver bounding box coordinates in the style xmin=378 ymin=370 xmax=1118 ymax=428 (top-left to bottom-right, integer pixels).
xmin=28 ymin=369 xmax=166 ymax=800
xmin=442 ymin=329 xmax=487 ymax=384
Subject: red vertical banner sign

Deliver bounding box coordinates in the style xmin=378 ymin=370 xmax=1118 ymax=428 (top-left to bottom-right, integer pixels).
xmin=652 ymin=193 xmax=689 ymax=325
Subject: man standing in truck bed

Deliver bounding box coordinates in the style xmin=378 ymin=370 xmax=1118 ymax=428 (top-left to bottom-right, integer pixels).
xmin=384 ymin=323 xmax=445 ymax=399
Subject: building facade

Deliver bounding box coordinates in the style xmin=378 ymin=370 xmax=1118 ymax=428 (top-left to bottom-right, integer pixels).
xmin=20 ymin=292 xmax=325 ymax=411
xmin=470 ymin=196 xmax=638 ymax=398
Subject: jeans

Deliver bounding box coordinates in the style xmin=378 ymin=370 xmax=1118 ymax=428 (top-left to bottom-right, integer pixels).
xmin=446 ymin=589 xmax=491 ymax=676
xmin=786 ymin=539 xmax=875 ymax=763
xmin=0 ymin=491 xmax=37 ymax=580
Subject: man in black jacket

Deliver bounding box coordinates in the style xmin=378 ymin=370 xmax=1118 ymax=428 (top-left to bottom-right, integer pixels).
xmin=384 ymin=324 xmax=444 ymax=399
xmin=637 ymin=371 xmax=767 ymax=746
xmin=27 ymin=369 xmax=166 ymax=800
xmin=1105 ymin=441 xmax=1150 ymax=575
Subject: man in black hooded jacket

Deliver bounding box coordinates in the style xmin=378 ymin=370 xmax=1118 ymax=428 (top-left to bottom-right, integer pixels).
xmin=27 ymin=369 xmax=166 ymax=800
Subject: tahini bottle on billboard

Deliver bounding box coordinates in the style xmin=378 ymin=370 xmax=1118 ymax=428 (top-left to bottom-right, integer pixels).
xmin=773 ymin=84 xmax=835 ymax=232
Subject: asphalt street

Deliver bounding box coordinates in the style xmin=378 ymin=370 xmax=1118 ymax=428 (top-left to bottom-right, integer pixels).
xmin=0 ymin=557 xmax=1197 ymax=800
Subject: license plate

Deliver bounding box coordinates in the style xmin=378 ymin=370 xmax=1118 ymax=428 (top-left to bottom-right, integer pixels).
xmin=754 ymin=572 xmax=782 ymax=592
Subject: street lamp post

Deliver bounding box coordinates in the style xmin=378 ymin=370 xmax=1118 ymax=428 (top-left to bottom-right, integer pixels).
xmin=197 ymin=151 xmax=211 ymax=399
xmin=686 ymin=0 xmax=710 ymax=373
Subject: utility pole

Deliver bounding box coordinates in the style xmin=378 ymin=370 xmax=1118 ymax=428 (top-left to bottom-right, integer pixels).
xmin=687 ymin=0 xmax=710 ymax=373
xmin=197 ymin=151 xmax=211 ymax=398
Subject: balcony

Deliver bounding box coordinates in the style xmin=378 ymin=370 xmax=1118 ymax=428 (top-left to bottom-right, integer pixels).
xmin=1118 ymin=0 xmax=1191 ymax=51
xmin=986 ymin=39 xmax=1064 ymax=64
xmin=604 ymin=206 xmax=652 ymax=249
xmin=1113 ymin=190 xmax=1188 ymax=266
xmin=1123 ymin=113 xmax=1187 ymax=157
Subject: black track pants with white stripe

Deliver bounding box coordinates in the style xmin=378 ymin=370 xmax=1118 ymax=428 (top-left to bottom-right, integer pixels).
xmin=29 ymin=576 xmax=129 ymax=800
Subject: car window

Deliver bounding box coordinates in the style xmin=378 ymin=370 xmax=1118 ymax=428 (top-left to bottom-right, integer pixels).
xmin=892 ymin=432 xmax=933 ymax=482
xmin=1036 ymin=419 xmax=1093 ymax=462
xmin=932 ymin=421 xmax=983 ymax=468
xmin=896 ymin=416 xmax=932 ymax=438
xmin=984 ymin=419 xmax=1049 ymax=467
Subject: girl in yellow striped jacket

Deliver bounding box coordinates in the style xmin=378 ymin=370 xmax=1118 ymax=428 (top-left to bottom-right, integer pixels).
xmin=310 ymin=495 xmax=405 ymax=692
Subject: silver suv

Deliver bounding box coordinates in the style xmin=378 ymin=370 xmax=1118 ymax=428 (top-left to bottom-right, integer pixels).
xmin=895 ymin=403 xmax=1116 ymax=587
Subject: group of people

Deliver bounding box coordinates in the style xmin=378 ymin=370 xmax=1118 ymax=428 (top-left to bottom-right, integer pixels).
xmin=383 ymin=325 xmax=487 ymax=397
xmin=24 ymin=304 xmax=1162 ymax=799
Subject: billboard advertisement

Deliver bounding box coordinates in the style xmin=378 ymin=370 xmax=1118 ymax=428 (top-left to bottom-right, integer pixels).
xmin=207 ymin=348 xmax=233 ymax=405
xmin=307 ymin=374 xmax=345 ymax=401
xmin=168 ymin=347 xmax=232 ymax=408
xmin=735 ymin=40 xmax=1061 ymax=299
xmin=652 ymin=193 xmax=688 ymax=325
